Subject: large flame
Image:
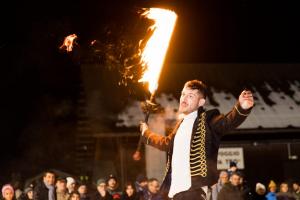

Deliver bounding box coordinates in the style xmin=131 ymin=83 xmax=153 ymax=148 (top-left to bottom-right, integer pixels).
xmin=139 ymin=8 xmax=177 ymax=94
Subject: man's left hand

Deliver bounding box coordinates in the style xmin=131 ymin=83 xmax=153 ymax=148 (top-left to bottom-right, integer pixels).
xmin=239 ymin=90 xmax=254 ymax=109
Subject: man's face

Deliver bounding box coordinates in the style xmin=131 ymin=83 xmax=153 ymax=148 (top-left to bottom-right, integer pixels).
xmin=97 ymin=183 xmax=106 ymax=193
xmin=140 ymin=181 xmax=148 ymax=188
xmin=293 ymin=183 xmax=299 ymax=192
xmin=148 ymin=180 xmax=160 ymax=194
xmin=281 ymin=184 xmax=289 ymax=193
xmin=56 ymin=180 xmax=67 ymax=191
xmin=108 ymin=179 xmax=117 ymax=188
xmin=230 ymin=174 xmax=240 ymax=186
xmin=220 ymin=173 xmax=229 ymax=184
xmin=179 ymin=86 xmax=205 ymax=115
xmin=44 ymin=172 xmax=55 ymax=186
xmin=3 ymin=189 xmax=14 ymax=200
xmin=68 ymin=183 xmax=76 ymax=192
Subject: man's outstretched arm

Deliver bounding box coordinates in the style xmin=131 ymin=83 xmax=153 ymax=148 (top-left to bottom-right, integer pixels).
xmin=210 ymin=90 xmax=254 ymax=134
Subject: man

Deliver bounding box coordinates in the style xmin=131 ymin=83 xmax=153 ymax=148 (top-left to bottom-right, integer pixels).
xmin=33 ymin=170 xmax=56 ymax=200
xmin=140 ymin=80 xmax=254 ymax=200
xmin=292 ymin=181 xmax=300 ymax=200
xmin=142 ymin=178 xmax=163 ymax=200
xmin=217 ymin=172 xmax=244 ymax=200
xmin=135 ymin=174 xmax=148 ymax=194
xmin=106 ymin=174 xmax=121 ymax=199
xmin=277 ymin=182 xmax=297 ymax=200
xmin=94 ymin=178 xmax=113 ymax=200
xmin=211 ymin=171 xmax=229 ymax=200
xmin=227 ymin=161 xmax=238 ymax=178
xmin=56 ymin=177 xmax=69 ymax=200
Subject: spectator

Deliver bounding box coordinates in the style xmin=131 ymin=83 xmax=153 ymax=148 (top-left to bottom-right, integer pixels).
xmin=66 ymin=178 xmax=77 ymax=194
xmin=78 ymin=184 xmax=90 ymax=200
xmin=266 ymin=180 xmax=277 ymax=200
xmin=292 ymin=181 xmax=300 ymax=200
xmin=142 ymin=178 xmax=163 ymax=200
xmin=277 ymin=182 xmax=296 ymax=200
xmin=2 ymin=184 xmax=15 ymax=200
xmin=33 ymin=170 xmax=56 ymax=200
xmin=217 ymin=172 xmax=244 ymax=200
xmin=106 ymin=175 xmax=121 ymax=200
xmin=134 ymin=174 xmax=148 ymax=194
xmin=239 ymin=172 xmax=251 ymax=200
xmin=227 ymin=161 xmax=238 ymax=178
xmin=56 ymin=177 xmax=69 ymax=200
xmin=94 ymin=178 xmax=112 ymax=200
xmin=120 ymin=182 xmax=139 ymax=200
xmin=68 ymin=192 xmax=80 ymax=200
xmin=211 ymin=171 xmax=229 ymax=200
xmin=253 ymin=183 xmax=267 ymax=200
xmin=18 ymin=186 xmax=33 ymax=200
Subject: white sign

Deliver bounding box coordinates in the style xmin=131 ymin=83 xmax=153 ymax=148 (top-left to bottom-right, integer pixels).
xmin=217 ymin=147 xmax=244 ymax=170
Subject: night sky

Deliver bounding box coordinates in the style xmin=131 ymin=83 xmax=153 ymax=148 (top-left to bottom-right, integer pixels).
xmin=1 ymin=0 xmax=300 ymax=184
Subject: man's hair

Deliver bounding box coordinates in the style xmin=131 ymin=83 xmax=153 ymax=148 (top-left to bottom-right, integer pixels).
xmin=148 ymin=178 xmax=159 ymax=183
xmin=43 ymin=170 xmax=55 ymax=177
xmin=230 ymin=172 xmax=241 ymax=178
xmin=184 ymin=80 xmax=207 ymax=99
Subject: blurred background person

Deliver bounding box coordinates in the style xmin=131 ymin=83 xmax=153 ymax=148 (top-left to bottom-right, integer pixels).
xmin=277 ymin=182 xmax=296 ymax=200
xmin=217 ymin=172 xmax=244 ymax=200
xmin=266 ymin=180 xmax=277 ymax=200
xmin=18 ymin=186 xmax=33 ymax=200
xmin=68 ymin=192 xmax=80 ymax=200
xmin=227 ymin=161 xmax=238 ymax=178
xmin=120 ymin=182 xmax=139 ymax=200
xmin=33 ymin=170 xmax=56 ymax=200
xmin=78 ymin=184 xmax=89 ymax=200
xmin=56 ymin=177 xmax=69 ymax=200
xmin=142 ymin=178 xmax=163 ymax=200
xmin=292 ymin=181 xmax=300 ymax=200
xmin=2 ymin=184 xmax=15 ymax=200
xmin=253 ymin=183 xmax=267 ymax=200
xmin=211 ymin=171 xmax=229 ymax=200
xmin=106 ymin=175 xmax=121 ymax=200
xmin=134 ymin=174 xmax=148 ymax=194
xmin=94 ymin=178 xmax=112 ymax=200
xmin=66 ymin=177 xmax=77 ymax=195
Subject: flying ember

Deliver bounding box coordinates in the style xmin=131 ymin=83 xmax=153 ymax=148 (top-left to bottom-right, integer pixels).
xmin=60 ymin=34 xmax=78 ymax=52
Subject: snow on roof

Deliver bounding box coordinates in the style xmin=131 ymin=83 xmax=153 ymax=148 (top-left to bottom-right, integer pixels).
xmin=117 ymin=81 xmax=300 ymax=129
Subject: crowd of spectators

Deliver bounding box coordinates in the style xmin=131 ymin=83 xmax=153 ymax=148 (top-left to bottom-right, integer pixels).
xmin=1 ymin=162 xmax=300 ymax=200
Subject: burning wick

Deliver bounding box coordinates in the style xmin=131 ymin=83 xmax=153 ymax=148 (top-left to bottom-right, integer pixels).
xmin=60 ymin=34 xmax=78 ymax=52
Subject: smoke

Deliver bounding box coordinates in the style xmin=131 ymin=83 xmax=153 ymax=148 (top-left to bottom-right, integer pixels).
xmin=116 ymin=93 xmax=179 ymax=127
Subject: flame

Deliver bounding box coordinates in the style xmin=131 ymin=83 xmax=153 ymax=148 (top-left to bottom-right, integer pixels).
xmin=60 ymin=34 xmax=78 ymax=52
xmin=139 ymin=8 xmax=177 ymax=94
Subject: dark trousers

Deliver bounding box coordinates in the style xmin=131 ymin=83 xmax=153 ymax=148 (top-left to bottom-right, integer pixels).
xmin=173 ymin=188 xmax=207 ymax=200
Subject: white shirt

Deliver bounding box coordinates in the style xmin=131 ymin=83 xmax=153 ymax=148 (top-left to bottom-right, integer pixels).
xmin=168 ymin=110 xmax=198 ymax=198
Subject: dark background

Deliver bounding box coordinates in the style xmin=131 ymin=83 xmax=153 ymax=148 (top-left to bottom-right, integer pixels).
xmin=1 ymin=0 xmax=300 ymax=187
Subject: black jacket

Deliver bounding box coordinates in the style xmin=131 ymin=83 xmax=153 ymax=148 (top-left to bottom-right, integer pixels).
xmin=33 ymin=181 xmax=56 ymax=200
xmin=142 ymin=103 xmax=252 ymax=198
xmin=218 ymin=183 xmax=244 ymax=200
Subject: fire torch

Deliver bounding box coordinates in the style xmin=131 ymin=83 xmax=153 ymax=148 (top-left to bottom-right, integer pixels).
xmin=132 ymin=8 xmax=177 ymax=161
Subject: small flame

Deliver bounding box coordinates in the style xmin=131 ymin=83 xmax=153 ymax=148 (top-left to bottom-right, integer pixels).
xmin=139 ymin=8 xmax=177 ymax=94
xmin=60 ymin=34 xmax=78 ymax=52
